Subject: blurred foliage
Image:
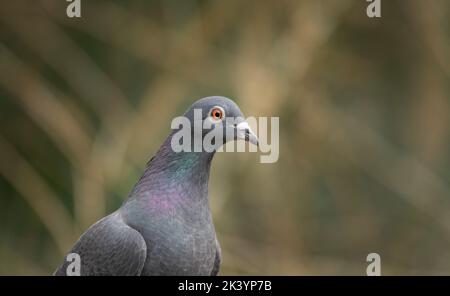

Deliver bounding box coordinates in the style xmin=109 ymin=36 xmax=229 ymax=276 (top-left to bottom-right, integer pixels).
xmin=1 ymin=0 xmax=450 ymax=275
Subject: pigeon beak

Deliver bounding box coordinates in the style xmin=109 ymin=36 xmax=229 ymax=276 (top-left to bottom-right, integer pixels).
xmin=236 ymin=121 xmax=259 ymax=146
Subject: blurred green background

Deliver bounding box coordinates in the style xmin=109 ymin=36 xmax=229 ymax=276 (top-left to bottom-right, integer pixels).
xmin=1 ymin=0 xmax=450 ymax=275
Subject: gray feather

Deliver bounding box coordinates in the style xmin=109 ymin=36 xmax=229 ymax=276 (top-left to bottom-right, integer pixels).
xmin=54 ymin=212 xmax=146 ymax=276
xmin=54 ymin=96 xmax=251 ymax=276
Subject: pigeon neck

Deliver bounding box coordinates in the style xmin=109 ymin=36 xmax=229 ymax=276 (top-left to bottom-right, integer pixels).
xmin=132 ymin=133 xmax=215 ymax=201
xmin=151 ymin=132 xmax=215 ymax=175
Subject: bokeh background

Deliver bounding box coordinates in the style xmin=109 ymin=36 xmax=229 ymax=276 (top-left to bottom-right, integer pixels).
xmin=1 ymin=0 xmax=450 ymax=275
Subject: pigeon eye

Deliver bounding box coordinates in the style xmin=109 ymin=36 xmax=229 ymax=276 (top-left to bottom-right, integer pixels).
xmin=210 ymin=107 xmax=224 ymax=120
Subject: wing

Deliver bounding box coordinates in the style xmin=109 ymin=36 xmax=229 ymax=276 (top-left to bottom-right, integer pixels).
xmin=210 ymin=237 xmax=221 ymax=276
xmin=54 ymin=212 xmax=147 ymax=276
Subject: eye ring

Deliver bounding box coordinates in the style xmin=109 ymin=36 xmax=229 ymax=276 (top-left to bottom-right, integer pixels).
xmin=210 ymin=107 xmax=225 ymax=121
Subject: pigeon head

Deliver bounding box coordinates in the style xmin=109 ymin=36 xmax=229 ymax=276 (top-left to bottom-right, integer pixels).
xmin=139 ymin=96 xmax=258 ymax=181
xmin=180 ymin=96 xmax=258 ymax=151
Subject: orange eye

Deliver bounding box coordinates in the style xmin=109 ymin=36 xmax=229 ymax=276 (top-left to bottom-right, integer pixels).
xmin=210 ymin=107 xmax=224 ymax=120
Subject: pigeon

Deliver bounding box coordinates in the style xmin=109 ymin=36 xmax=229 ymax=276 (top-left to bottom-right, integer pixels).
xmin=54 ymin=96 xmax=258 ymax=276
